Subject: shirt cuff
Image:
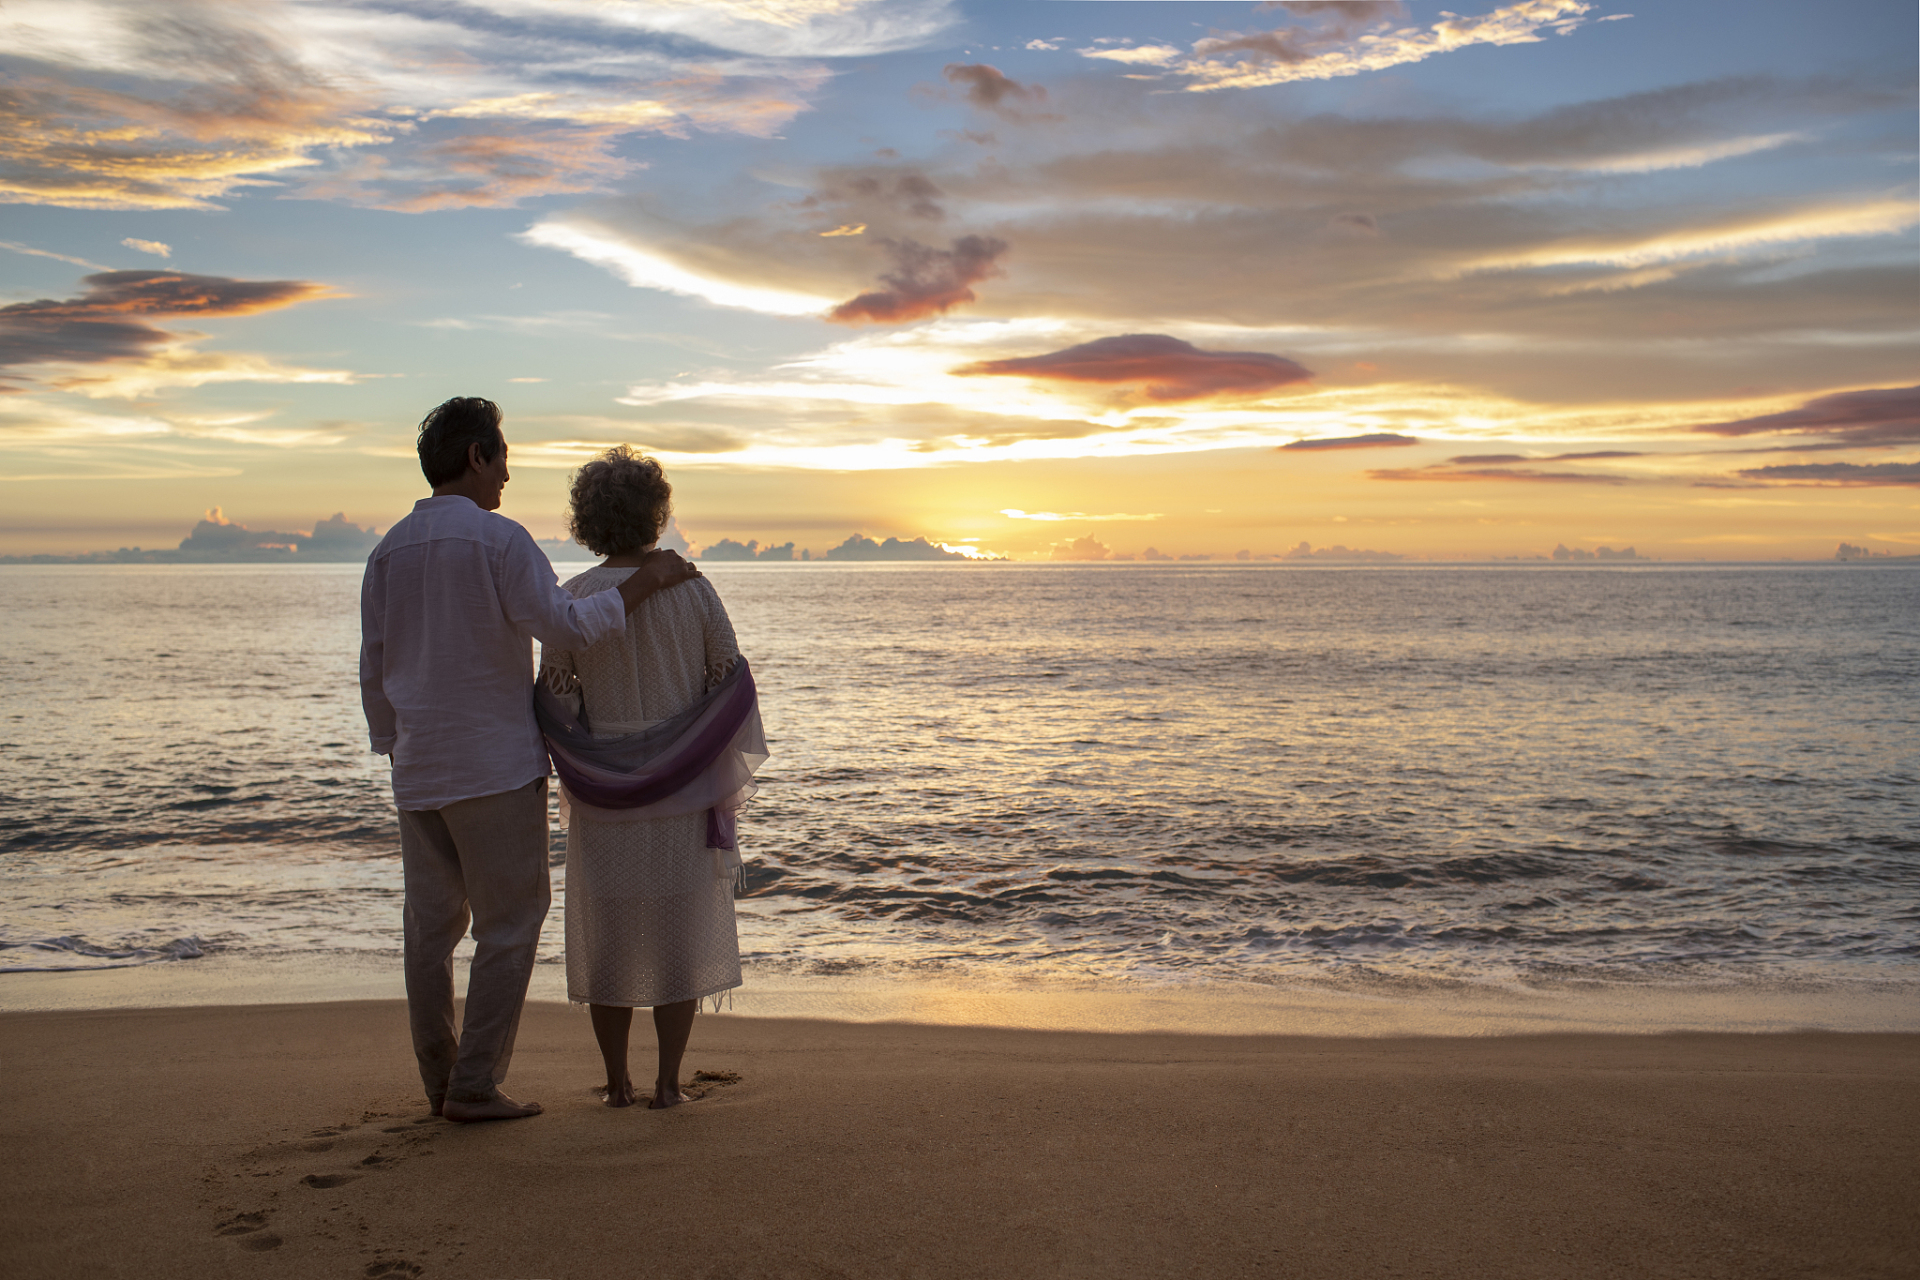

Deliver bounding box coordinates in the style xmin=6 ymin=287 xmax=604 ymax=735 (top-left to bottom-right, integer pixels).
xmin=592 ymin=586 xmax=628 ymax=636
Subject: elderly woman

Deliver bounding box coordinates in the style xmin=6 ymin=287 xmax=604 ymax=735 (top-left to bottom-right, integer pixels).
xmin=538 ymin=445 xmax=757 ymax=1109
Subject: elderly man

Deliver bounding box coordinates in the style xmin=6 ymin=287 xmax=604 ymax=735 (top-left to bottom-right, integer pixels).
xmin=360 ymin=396 xmax=699 ymax=1123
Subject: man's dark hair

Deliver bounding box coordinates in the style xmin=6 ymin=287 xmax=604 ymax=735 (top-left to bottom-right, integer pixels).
xmin=417 ymin=397 xmax=504 ymax=487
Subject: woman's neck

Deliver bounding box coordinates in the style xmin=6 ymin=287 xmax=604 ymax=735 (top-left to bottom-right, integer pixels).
xmin=601 ymin=544 xmax=658 ymax=568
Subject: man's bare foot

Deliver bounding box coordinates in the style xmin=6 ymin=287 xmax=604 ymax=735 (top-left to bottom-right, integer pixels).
xmin=603 ymin=1076 xmax=636 ymax=1108
xmin=647 ymin=1086 xmax=694 ymax=1110
xmin=441 ymin=1092 xmax=543 ymax=1123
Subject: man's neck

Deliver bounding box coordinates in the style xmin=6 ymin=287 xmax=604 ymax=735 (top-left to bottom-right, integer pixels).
xmin=431 ymin=479 xmax=488 ymax=507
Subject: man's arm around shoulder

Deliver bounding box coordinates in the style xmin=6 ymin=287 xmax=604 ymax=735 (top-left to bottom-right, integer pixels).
xmin=614 ymin=549 xmax=701 ymax=613
xmin=497 ymin=525 xmax=700 ymax=649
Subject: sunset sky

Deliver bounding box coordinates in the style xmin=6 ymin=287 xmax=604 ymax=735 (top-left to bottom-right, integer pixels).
xmin=2 ymin=0 xmax=1915 ymax=560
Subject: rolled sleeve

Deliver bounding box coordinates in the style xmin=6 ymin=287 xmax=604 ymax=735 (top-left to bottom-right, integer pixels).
xmin=497 ymin=527 xmax=627 ymax=651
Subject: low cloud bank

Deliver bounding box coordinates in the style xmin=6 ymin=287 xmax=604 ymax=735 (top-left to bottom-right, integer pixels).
xmin=0 ymin=509 xmax=380 ymax=563
xmin=825 ymin=535 xmax=978 ymax=561
xmin=700 ymin=538 xmax=798 ymax=561
xmin=1552 ymin=543 xmax=1645 ymax=561
xmin=1280 ymin=541 xmax=1403 ymax=562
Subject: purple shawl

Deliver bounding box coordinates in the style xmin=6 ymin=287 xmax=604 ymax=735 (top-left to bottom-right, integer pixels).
xmin=535 ymin=658 xmax=767 ymax=856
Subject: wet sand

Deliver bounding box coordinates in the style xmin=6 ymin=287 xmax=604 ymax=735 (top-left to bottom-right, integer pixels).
xmin=3 ymin=1001 xmax=1914 ymax=1280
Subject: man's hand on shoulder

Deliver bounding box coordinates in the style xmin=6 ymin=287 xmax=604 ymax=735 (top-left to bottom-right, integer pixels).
xmin=615 ymin=549 xmax=701 ymax=613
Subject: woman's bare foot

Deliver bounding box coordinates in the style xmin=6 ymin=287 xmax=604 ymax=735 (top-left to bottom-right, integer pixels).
xmin=648 ymin=1000 xmax=699 ymax=1110
xmin=603 ymin=1075 xmax=636 ymax=1108
xmin=441 ymin=1092 xmax=543 ymax=1123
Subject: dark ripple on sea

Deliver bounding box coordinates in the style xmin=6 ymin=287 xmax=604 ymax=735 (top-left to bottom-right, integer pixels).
xmin=1 ymin=561 xmax=1916 ymax=984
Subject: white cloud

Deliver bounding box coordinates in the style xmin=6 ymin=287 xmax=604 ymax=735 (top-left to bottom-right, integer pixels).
xmin=1001 ymin=508 xmax=1162 ymax=521
xmin=120 ymin=238 xmax=171 ymax=258
xmin=1552 ymin=132 xmax=1808 ymax=175
xmin=0 ymin=240 xmax=110 ymax=271
xmin=1164 ymin=0 xmax=1597 ymax=92
xmin=520 ymin=217 xmax=841 ymax=316
xmin=1078 ymin=45 xmax=1184 ymax=67
xmin=456 ymin=0 xmax=956 ymax=59
xmin=49 ymin=349 xmax=362 ymax=399
xmin=1459 ymin=197 xmax=1920 ymax=275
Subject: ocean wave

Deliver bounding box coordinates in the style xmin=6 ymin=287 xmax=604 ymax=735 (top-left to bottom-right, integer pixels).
xmin=0 ymin=934 xmax=211 ymax=972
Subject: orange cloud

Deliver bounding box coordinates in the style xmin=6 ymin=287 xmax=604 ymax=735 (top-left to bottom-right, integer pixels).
xmin=955 ymin=334 xmax=1312 ymax=402
xmin=337 ymin=127 xmax=640 ymax=213
xmin=0 ymin=270 xmax=333 ymax=375
xmin=0 ymin=68 xmax=389 ymax=211
xmin=828 ymin=236 xmax=1009 ymax=324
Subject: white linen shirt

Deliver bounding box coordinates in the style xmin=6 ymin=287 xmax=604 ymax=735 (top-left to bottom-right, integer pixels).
xmin=360 ymin=495 xmax=627 ymax=810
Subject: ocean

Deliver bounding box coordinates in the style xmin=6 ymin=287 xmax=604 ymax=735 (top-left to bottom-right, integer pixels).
xmin=2 ymin=561 xmax=1916 ymax=1011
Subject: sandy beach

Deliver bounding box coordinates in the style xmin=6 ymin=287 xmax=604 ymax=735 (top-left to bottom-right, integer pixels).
xmin=3 ymin=1001 xmax=1914 ymax=1280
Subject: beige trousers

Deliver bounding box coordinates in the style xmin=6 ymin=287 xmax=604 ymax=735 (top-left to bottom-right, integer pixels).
xmin=398 ymin=777 xmax=551 ymax=1106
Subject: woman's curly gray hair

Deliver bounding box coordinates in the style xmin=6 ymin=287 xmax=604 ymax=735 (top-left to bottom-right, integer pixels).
xmin=568 ymin=445 xmax=672 ymax=557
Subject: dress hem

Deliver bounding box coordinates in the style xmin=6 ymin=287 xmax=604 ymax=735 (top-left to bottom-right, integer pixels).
xmin=566 ymin=982 xmax=740 ymax=1013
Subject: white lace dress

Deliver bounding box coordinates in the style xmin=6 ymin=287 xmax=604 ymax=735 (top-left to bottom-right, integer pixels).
xmin=540 ymin=567 xmax=744 ymax=1008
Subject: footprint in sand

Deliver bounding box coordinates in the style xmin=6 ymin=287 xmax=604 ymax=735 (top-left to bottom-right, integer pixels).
xmin=685 ymin=1068 xmax=744 ymax=1101
xmin=627 ymin=1068 xmax=745 ymax=1107
xmin=364 ymin=1261 xmax=424 ymax=1277
xmin=209 ymin=1108 xmax=442 ymax=1260
xmin=214 ymin=1211 xmax=283 ymax=1252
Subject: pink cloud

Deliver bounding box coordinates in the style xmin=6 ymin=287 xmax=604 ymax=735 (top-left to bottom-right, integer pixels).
xmin=956 ymin=334 xmax=1312 ymax=402
xmin=1281 ymin=432 xmax=1417 ymax=450
xmin=827 ymin=235 xmax=1009 ymax=325
xmin=1692 ymin=386 xmax=1920 ymax=446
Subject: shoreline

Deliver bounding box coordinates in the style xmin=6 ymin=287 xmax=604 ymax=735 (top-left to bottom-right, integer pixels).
xmin=5 ymin=951 xmax=1916 ymax=1036
xmin=4 ymin=1000 xmax=1914 ymax=1280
